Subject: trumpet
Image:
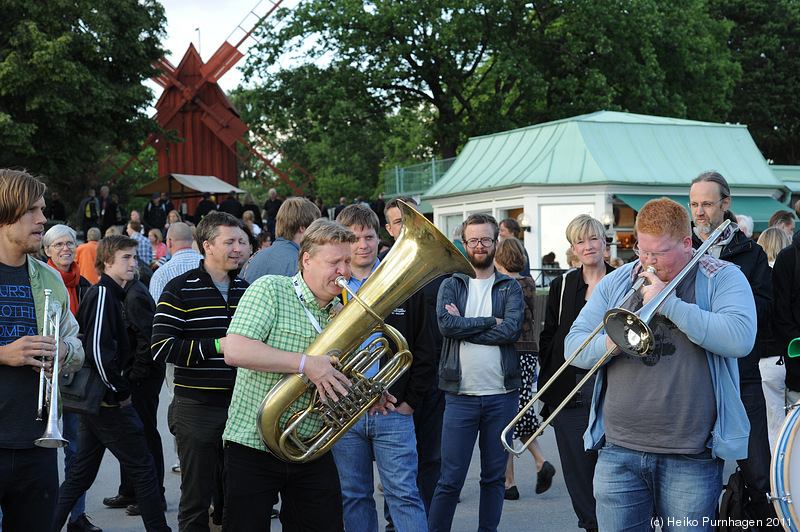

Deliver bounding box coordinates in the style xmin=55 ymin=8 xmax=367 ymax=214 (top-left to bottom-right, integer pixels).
xmin=35 ymin=288 xmax=69 ymax=448
xmin=502 ymin=219 xmax=731 ymax=455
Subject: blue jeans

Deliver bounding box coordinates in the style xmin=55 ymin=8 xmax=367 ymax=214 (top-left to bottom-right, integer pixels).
xmin=62 ymin=411 xmax=87 ymax=522
xmin=428 ymin=391 xmax=519 ymax=532
xmin=594 ymin=443 xmax=723 ymax=532
xmin=53 ymin=404 xmax=169 ymax=532
xmin=332 ymin=410 xmax=426 ymax=532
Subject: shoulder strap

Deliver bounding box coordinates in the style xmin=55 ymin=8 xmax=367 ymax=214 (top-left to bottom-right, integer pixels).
xmin=557 ymin=272 xmax=568 ymax=326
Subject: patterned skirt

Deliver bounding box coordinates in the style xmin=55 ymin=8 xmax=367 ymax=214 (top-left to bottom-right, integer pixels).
xmin=514 ymin=352 xmax=541 ymax=439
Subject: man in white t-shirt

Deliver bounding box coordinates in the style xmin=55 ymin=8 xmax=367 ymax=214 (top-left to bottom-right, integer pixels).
xmin=429 ymin=213 xmax=524 ymax=532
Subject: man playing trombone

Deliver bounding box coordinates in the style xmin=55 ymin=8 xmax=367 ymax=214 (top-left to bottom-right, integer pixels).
xmin=566 ymin=197 xmax=756 ymax=531
xmin=0 ymin=169 xmax=84 ymax=531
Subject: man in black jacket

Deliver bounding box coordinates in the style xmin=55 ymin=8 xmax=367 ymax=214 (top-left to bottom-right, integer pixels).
xmin=101 ymin=276 xmax=166 ymax=516
xmin=773 ymin=231 xmax=800 ymax=402
xmin=332 ymin=204 xmax=433 ymax=532
xmin=689 ymin=171 xmax=778 ymax=529
xmin=151 ymin=212 xmax=249 ymax=531
xmin=54 ymin=235 xmax=169 ymax=532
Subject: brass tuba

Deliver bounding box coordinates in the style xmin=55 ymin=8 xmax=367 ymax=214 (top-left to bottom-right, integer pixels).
xmin=257 ymin=201 xmax=474 ymax=462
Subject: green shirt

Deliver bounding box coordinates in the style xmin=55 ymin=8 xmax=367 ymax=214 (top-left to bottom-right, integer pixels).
xmin=222 ymin=273 xmax=338 ymax=453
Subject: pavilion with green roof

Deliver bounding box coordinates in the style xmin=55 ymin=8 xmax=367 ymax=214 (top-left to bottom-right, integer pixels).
xmin=424 ymin=110 xmax=791 ymax=271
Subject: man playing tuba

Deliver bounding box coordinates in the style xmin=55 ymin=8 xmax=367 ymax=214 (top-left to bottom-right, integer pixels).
xmin=222 ymin=218 xmax=387 ymax=531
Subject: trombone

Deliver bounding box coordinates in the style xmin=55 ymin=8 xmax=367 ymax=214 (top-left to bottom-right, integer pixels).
xmin=35 ymin=288 xmax=69 ymax=448
xmin=502 ymin=219 xmax=731 ymax=455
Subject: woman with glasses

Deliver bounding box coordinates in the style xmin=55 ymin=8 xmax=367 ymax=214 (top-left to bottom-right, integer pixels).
xmin=41 ymin=224 xmax=99 ymax=531
xmin=537 ymin=214 xmax=612 ymax=532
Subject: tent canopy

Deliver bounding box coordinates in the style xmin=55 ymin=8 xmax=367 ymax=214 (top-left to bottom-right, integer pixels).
xmin=136 ymin=173 xmax=245 ymax=198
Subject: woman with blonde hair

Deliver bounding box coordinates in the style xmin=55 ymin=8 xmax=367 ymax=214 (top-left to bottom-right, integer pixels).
xmin=148 ymin=228 xmax=168 ymax=267
xmin=757 ymin=226 xmax=791 ymax=450
xmin=537 ymin=214 xmax=613 ymax=531
xmin=495 ymin=238 xmax=555 ymax=501
xmin=243 ymin=209 xmax=261 ymax=236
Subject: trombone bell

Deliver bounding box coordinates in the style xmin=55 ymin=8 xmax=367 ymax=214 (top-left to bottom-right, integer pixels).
xmin=603 ymin=308 xmax=653 ymax=356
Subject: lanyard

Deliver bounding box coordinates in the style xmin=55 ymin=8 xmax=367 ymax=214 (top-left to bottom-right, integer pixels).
xmin=292 ymin=275 xmax=323 ymax=334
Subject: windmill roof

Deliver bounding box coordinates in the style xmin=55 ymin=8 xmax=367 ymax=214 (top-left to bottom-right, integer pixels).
xmin=425 ymin=111 xmax=783 ymax=198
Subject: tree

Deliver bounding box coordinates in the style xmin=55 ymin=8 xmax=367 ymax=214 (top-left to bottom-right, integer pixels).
xmin=708 ymin=0 xmax=800 ymax=164
xmin=246 ymin=0 xmax=738 ymax=161
xmin=0 ymin=0 xmax=167 ymax=201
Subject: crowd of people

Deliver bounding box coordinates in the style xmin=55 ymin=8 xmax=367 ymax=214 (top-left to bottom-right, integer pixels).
xmin=3 ymin=166 xmax=800 ymax=532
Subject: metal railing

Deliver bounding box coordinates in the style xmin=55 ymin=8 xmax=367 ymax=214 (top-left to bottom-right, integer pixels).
xmin=383 ymin=157 xmax=457 ymax=196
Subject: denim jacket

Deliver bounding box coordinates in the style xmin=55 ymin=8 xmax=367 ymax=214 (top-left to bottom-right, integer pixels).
xmin=436 ymin=271 xmax=525 ymax=394
xmin=29 ymin=256 xmax=84 ymax=374
xmin=566 ymin=256 xmax=755 ymax=460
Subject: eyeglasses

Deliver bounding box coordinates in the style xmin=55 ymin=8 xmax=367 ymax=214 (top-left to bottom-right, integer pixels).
xmin=50 ymin=241 xmax=76 ymax=251
xmin=465 ymin=238 xmax=495 ymax=249
xmin=632 ymin=240 xmax=681 ymax=259
xmin=688 ymin=198 xmax=725 ymax=211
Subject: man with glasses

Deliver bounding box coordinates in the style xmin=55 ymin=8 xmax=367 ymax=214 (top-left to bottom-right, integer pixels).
xmin=429 ymin=213 xmax=524 ymax=532
xmin=567 ymin=197 xmax=755 ymax=530
xmin=689 ymin=171 xmax=778 ymax=529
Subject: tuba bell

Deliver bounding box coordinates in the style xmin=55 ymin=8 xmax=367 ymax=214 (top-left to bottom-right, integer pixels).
xmin=257 ymin=201 xmax=474 ymax=462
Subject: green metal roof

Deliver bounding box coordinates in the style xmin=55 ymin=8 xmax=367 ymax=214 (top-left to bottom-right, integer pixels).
xmin=772 ymin=165 xmax=800 ymax=193
xmin=425 ymin=111 xmax=784 ymax=198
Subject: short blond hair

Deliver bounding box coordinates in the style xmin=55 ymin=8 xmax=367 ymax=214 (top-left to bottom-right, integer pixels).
xmin=565 ymin=214 xmax=605 ymax=246
xmin=276 ymin=197 xmax=320 ymax=240
xmin=297 ymin=218 xmax=356 ymax=273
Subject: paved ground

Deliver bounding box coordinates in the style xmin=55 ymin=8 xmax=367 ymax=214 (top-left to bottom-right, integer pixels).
xmin=56 ymin=386 xmax=740 ymax=531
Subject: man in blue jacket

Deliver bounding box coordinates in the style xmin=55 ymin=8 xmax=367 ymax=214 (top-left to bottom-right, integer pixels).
xmin=429 ymin=213 xmax=524 ymax=532
xmin=566 ymin=197 xmax=755 ymax=531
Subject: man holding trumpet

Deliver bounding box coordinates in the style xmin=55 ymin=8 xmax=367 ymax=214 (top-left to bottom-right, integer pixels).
xmin=566 ymin=197 xmax=756 ymax=531
xmin=0 ymin=169 xmax=84 ymax=530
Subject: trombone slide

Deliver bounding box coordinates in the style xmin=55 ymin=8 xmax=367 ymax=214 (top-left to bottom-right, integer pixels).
xmin=501 ymin=267 xmax=654 ymax=456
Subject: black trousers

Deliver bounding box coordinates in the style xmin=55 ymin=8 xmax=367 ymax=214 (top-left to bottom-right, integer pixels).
xmin=120 ymin=368 xmax=166 ymax=500
xmin=54 ymin=405 xmax=168 ymax=532
xmin=224 ymin=441 xmax=344 ymax=532
xmin=737 ymin=379 xmax=781 ymax=531
xmin=0 ymin=446 xmax=58 ymax=531
xmin=545 ymin=376 xmax=598 ymax=531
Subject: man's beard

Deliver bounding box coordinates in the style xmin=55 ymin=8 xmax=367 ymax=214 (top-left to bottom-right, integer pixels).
xmin=468 ymin=248 xmax=495 ymax=269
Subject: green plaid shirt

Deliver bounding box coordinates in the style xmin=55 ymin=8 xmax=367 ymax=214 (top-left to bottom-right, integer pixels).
xmin=222 ymin=273 xmax=338 ymax=453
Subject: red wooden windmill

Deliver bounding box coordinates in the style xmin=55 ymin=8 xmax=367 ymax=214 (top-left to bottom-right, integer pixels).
xmin=102 ymin=0 xmax=313 ymax=199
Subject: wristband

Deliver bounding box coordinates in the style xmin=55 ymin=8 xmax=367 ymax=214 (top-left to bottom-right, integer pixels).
xmin=299 ymin=354 xmax=307 ymax=374
xmin=215 ymin=338 xmax=220 ymax=352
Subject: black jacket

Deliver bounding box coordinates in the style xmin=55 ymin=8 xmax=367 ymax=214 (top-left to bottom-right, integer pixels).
xmin=537 ymin=264 xmax=614 ymax=407
xmin=383 ymin=291 xmax=436 ymax=410
xmin=692 ymin=227 xmax=772 ymax=383
xmin=122 ymin=278 xmax=162 ymax=384
xmin=772 ymin=230 xmax=800 ymax=389
xmin=76 ymin=274 xmax=132 ymax=405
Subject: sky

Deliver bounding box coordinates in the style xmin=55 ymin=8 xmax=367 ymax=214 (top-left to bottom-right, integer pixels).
xmin=152 ymin=0 xmax=301 ymax=97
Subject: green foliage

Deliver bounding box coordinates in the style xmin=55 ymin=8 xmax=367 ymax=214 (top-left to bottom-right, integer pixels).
xmin=0 ymin=0 xmax=167 ymax=203
xmin=708 ymin=0 xmax=800 ymax=164
xmin=247 ymin=0 xmax=738 ymax=165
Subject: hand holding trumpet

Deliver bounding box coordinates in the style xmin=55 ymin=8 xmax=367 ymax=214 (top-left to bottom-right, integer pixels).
xmin=0 ymin=334 xmax=60 ymax=374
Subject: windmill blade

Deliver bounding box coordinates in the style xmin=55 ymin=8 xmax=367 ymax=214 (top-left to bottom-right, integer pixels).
xmin=199 ymin=0 xmax=287 ymax=85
